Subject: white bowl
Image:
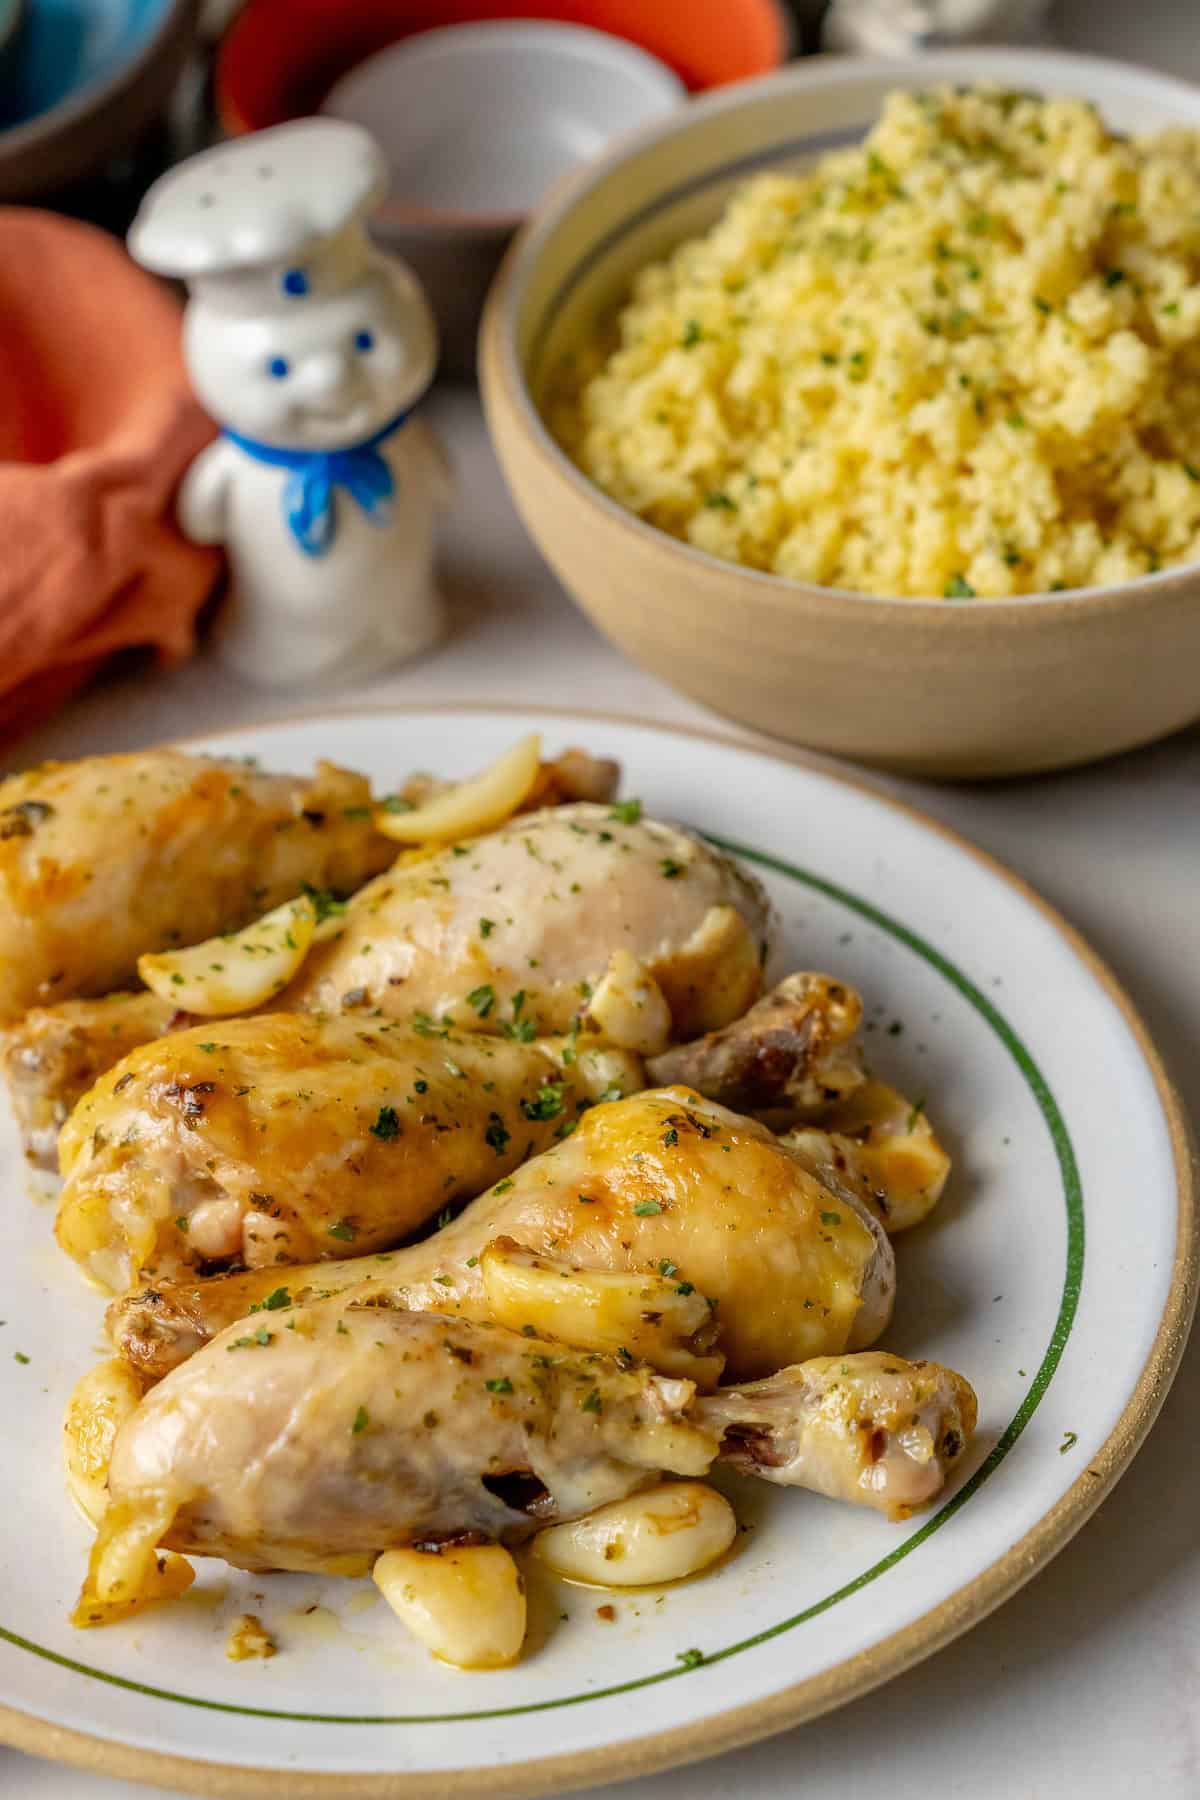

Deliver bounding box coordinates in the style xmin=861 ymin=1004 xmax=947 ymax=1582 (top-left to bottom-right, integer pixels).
xmin=323 ymin=20 xmax=683 ymax=376
xmin=322 ymin=21 xmax=685 ymax=223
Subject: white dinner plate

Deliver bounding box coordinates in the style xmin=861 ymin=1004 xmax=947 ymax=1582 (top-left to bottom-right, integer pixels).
xmin=0 ymin=707 xmax=1193 ymax=1798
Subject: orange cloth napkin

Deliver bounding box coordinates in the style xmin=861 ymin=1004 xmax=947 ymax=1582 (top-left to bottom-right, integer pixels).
xmin=0 ymin=209 xmax=221 ymax=749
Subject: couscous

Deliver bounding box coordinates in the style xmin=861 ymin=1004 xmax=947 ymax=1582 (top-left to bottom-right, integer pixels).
xmin=549 ymin=86 xmax=1200 ymax=599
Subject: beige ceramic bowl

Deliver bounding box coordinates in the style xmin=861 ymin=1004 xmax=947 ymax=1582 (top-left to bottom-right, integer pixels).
xmin=481 ymin=47 xmax=1200 ymax=779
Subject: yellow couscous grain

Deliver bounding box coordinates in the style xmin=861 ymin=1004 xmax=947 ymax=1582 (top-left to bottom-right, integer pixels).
xmin=549 ymin=86 xmax=1200 ymax=599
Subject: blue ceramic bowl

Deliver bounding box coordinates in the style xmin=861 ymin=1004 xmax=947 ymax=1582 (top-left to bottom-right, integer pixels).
xmin=0 ymin=0 xmax=196 ymax=198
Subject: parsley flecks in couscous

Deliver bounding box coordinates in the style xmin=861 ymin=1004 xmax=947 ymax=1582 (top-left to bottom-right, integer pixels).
xmin=550 ymin=87 xmax=1200 ymax=599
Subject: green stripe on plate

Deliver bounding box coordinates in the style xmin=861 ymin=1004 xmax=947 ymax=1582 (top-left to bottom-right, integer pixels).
xmin=0 ymin=838 xmax=1083 ymax=1724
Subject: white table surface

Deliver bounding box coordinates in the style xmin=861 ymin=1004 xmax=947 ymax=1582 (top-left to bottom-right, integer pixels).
xmin=6 ymin=18 xmax=1200 ymax=1786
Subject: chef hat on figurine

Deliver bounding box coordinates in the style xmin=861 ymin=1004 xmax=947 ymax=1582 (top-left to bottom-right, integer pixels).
xmin=128 ymin=119 xmax=391 ymax=314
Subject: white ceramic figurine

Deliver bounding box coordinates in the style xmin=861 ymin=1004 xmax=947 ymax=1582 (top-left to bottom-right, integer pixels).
xmin=128 ymin=119 xmax=451 ymax=689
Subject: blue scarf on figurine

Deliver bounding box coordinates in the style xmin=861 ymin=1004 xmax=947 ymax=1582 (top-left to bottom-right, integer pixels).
xmin=222 ymin=408 xmax=413 ymax=558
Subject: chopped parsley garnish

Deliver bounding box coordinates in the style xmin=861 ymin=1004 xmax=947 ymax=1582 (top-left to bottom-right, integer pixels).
xmin=501 ymin=990 xmax=537 ymax=1041
xmin=479 ymin=917 xmax=496 ymax=939
xmin=905 ymin=1098 xmax=926 ymax=1133
xmin=658 ymin=1259 xmax=678 ymax=1278
xmin=1185 ymin=463 xmax=1200 ymax=483
xmin=412 ymin=1011 xmax=449 ymax=1039
xmin=522 ymin=1082 xmax=565 ymax=1121
xmin=675 ymin=1281 xmax=695 ymax=1296
xmin=943 ymin=574 xmax=976 ymax=598
xmin=579 ymin=1194 xmax=597 ymax=1205
xmin=820 ymin=1210 xmax=842 ymax=1227
xmin=676 ymin=1648 xmax=705 ymax=1669
xmin=328 ymin=1218 xmax=357 ymax=1242
xmin=492 ymin=1178 xmax=514 ymax=1195
xmin=436 ymin=1208 xmax=453 ymax=1230
xmin=486 ymin=1114 xmax=511 ymax=1155
xmin=1059 ymin=1429 xmax=1079 ymax=1454
xmin=659 ymin=858 xmax=685 ymax=879
xmin=580 ymin=1388 xmax=603 ymax=1414
xmin=681 ymin=319 xmax=702 ymax=348
xmin=351 ymin=1405 xmax=369 ymax=1435
xmin=175 ymin=1215 xmax=189 ymax=1233
xmin=486 ymin=1377 xmax=514 ymax=1395
xmin=252 ymin=1286 xmax=292 ymax=1313
xmin=633 ymin=1200 xmax=663 ymax=1217
xmin=342 ymin=805 xmax=372 ymax=820
xmin=609 ymin=798 xmax=642 ymax=824
xmin=13 ymin=1351 xmax=29 ymax=1365
xmin=467 ymin=983 xmax=495 ymax=1018
xmin=1103 ymin=267 xmax=1126 ymax=288
xmin=227 ymin=1327 xmax=273 ymax=1351
xmin=381 ymin=794 xmax=413 ymax=814
xmin=370 ymin=1105 xmax=401 ymax=1141
xmin=703 ymin=491 xmax=736 ymax=511
xmin=302 ymin=883 xmax=346 ymax=923
xmin=662 ymin=1126 xmax=679 ymax=1148
xmin=414 ymin=1079 xmax=428 ymax=1094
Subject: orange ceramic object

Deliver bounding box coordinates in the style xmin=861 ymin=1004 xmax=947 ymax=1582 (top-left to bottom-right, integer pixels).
xmin=216 ymin=0 xmax=790 ymax=136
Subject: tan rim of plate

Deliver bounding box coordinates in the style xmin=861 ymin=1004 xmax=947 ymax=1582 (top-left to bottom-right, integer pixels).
xmin=1 ymin=704 xmax=1195 ymax=1800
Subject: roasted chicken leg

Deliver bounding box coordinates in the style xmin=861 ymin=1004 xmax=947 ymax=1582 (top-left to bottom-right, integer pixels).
xmin=108 ymin=1087 xmax=895 ymax=1381
xmin=62 ymin=966 xmax=859 ymax=1296
xmin=57 ymin=1016 xmax=641 ymax=1292
xmin=8 ymin=802 xmax=772 ymax=1162
xmin=76 ymin=1307 xmax=975 ymax=1621
xmin=0 ymin=751 xmax=395 ymax=1023
xmin=275 ymin=800 xmax=771 ymax=1036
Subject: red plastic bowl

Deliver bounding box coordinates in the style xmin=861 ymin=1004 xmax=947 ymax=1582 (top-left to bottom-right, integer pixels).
xmin=216 ymin=0 xmax=791 ymax=135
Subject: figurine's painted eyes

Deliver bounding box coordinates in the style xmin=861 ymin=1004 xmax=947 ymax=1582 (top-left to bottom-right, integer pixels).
xmin=267 ymin=356 xmax=290 ymax=379
xmin=355 ymin=329 xmax=375 ymax=353
xmin=281 ymin=268 xmax=308 ymax=298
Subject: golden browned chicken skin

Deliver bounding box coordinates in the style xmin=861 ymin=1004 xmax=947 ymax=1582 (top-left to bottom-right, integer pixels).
xmin=108 ymin=1087 xmax=896 ymax=1382
xmin=57 ymin=1014 xmax=642 ymax=1292
xmin=0 ymin=750 xmax=397 ymax=1023
xmin=5 ymin=801 xmax=772 ymax=1161
xmin=62 ymin=965 xmax=859 ymax=1299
